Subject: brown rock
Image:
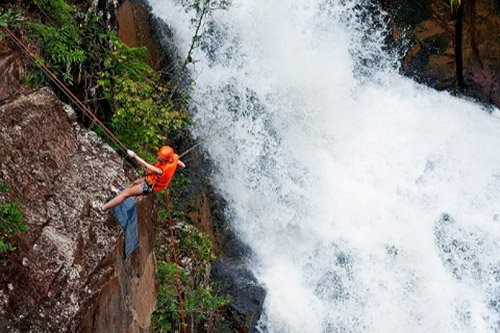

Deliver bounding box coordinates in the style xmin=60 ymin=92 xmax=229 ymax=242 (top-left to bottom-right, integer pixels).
xmin=461 ymin=0 xmax=500 ymax=105
xmin=404 ymin=42 xmax=421 ymax=68
xmin=0 ymin=38 xmax=24 ymax=102
xmin=0 ymin=89 xmax=157 ymax=332
xmin=117 ymin=1 xmax=140 ymax=47
xmin=426 ymin=54 xmax=455 ymax=78
xmin=186 ymin=191 xmax=216 ymax=243
xmin=413 ymin=20 xmax=447 ymax=40
xmin=381 ymin=0 xmax=500 ymax=107
xmin=117 ymin=0 xmax=165 ymax=71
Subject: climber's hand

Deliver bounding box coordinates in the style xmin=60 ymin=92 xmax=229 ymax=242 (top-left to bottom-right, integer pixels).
xmin=127 ymin=149 xmax=136 ymax=158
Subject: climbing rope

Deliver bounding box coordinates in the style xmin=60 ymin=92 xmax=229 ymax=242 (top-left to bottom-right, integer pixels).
xmin=166 ymin=192 xmax=188 ymax=333
xmin=179 ymin=123 xmax=231 ymax=159
xmin=2 ymin=25 xmax=220 ymax=162
xmin=1 ymin=25 xmax=130 ymax=154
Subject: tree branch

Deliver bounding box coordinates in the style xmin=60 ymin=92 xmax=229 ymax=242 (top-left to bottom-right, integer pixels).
xmin=168 ymin=0 xmax=210 ymax=99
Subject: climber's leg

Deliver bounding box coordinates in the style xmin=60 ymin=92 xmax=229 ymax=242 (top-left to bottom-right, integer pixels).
xmin=102 ymin=183 xmax=143 ymax=211
xmin=125 ymin=177 xmax=145 ymax=190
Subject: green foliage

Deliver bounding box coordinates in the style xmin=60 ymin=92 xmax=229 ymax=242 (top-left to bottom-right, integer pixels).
xmin=29 ymin=23 xmax=85 ymax=64
xmin=0 ymin=9 xmax=17 ymax=28
xmin=97 ymin=34 xmax=190 ymax=154
xmin=0 ymin=183 xmax=28 ymax=252
xmin=171 ymin=208 xmax=185 ymax=218
xmin=152 ymin=224 xmax=230 ymax=332
xmin=184 ymin=287 xmax=230 ymax=323
xmin=33 ymin=0 xmax=74 ymax=23
xmin=158 ymin=175 xmax=192 ymax=219
xmin=171 ymin=174 xmax=192 ymax=189
xmin=153 ymin=262 xmax=186 ymax=332
xmin=23 ymin=65 xmax=47 ymax=89
xmin=450 ymin=0 xmax=461 ymax=10
xmin=99 ymin=33 xmax=151 ymax=81
xmin=29 ymin=21 xmax=86 ymax=85
xmin=0 ymin=182 xmax=9 ymax=193
xmin=178 ymin=227 xmax=216 ymax=263
xmin=0 ymin=203 xmax=27 ymax=252
xmin=26 ymin=0 xmax=191 ymax=159
xmin=27 ymin=0 xmax=87 ymax=86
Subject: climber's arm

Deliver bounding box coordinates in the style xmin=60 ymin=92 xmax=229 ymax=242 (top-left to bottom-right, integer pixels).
xmin=177 ymin=160 xmax=186 ymax=169
xmin=128 ymin=150 xmax=163 ymax=174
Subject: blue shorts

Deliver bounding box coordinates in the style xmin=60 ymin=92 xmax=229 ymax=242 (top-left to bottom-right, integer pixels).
xmin=141 ymin=180 xmax=154 ymax=194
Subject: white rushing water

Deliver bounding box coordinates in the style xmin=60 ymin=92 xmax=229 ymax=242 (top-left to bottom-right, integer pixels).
xmin=148 ymin=0 xmax=500 ymax=331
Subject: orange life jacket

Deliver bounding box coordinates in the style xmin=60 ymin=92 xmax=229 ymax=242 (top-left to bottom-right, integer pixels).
xmin=146 ymin=154 xmax=179 ymax=192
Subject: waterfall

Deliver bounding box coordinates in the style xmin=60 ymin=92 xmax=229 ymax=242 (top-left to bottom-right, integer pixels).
xmin=148 ymin=0 xmax=500 ymax=331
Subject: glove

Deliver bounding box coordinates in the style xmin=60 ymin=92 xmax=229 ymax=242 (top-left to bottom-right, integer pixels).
xmin=127 ymin=149 xmax=136 ymax=158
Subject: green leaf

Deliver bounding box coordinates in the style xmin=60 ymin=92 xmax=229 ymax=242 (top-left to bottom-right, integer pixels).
xmin=0 ymin=201 xmax=27 ymax=252
xmin=450 ymin=0 xmax=461 ymax=10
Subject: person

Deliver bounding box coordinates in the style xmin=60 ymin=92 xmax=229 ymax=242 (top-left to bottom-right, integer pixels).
xmin=102 ymin=146 xmax=186 ymax=211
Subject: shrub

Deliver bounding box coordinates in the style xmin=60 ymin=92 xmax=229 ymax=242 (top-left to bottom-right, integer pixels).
xmin=0 ymin=182 xmax=9 ymax=193
xmin=0 ymin=183 xmax=28 ymax=252
xmin=152 ymin=226 xmax=230 ymax=332
xmin=153 ymin=262 xmax=186 ymax=332
xmin=27 ymin=1 xmax=191 ymax=158
xmin=97 ymin=33 xmax=190 ymax=156
xmin=29 ymin=21 xmax=86 ymax=85
xmin=0 ymin=9 xmax=17 ymax=28
xmin=33 ymin=0 xmax=74 ymax=23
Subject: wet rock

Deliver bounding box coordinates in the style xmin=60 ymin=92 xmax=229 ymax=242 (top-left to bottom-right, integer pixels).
xmin=172 ymin=136 xmax=266 ymax=332
xmin=211 ymin=258 xmax=266 ymax=333
xmin=210 ymin=229 xmax=266 ymax=333
xmin=461 ymin=1 xmax=500 ymax=106
xmin=117 ymin=0 xmax=166 ymax=71
xmin=380 ymin=0 xmax=500 ymax=107
xmin=0 ymin=89 xmax=157 ymax=332
xmin=117 ymin=0 xmax=188 ymax=81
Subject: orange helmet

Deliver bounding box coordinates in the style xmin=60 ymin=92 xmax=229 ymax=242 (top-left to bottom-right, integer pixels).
xmin=158 ymin=146 xmax=174 ymax=162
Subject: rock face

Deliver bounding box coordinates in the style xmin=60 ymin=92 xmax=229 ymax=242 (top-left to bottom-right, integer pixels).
xmin=0 ymin=39 xmax=23 ymax=102
xmin=381 ymin=0 xmax=500 ymax=107
xmin=0 ymin=86 xmax=157 ymax=330
xmin=174 ymin=141 xmax=266 ymax=333
xmin=116 ymin=0 xmax=165 ymax=71
xmin=210 ymin=240 xmax=266 ymax=333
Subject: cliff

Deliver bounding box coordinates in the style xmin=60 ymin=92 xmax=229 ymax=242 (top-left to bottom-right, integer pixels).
xmin=115 ymin=2 xmax=266 ymax=331
xmin=174 ymin=141 xmax=266 ymax=332
xmin=0 ymin=42 xmax=157 ymax=331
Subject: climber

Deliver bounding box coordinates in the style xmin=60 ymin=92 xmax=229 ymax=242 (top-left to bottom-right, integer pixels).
xmin=101 ymin=146 xmax=186 ymax=211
